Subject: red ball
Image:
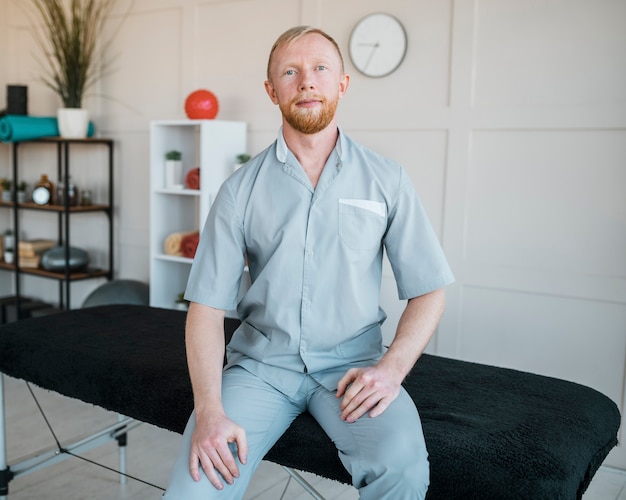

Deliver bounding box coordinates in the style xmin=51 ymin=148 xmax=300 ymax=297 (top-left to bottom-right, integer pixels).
xmin=185 ymin=89 xmax=219 ymax=119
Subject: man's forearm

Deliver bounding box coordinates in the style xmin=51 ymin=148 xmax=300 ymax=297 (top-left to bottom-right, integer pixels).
xmin=378 ymin=288 xmax=446 ymax=383
xmin=185 ymin=302 xmax=228 ymax=416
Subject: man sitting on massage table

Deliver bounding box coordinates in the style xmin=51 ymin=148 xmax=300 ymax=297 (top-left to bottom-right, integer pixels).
xmin=164 ymin=26 xmax=455 ymax=500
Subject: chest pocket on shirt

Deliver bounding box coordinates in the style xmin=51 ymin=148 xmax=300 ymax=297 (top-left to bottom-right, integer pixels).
xmin=338 ymin=199 xmax=387 ymax=250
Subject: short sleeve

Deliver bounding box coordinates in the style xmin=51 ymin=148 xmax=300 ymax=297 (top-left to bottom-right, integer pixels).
xmin=384 ymin=170 xmax=454 ymax=299
xmin=184 ymin=180 xmax=246 ymax=310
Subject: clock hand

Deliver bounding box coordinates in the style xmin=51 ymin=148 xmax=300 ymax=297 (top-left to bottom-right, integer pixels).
xmin=362 ymin=42 xmax=380 ymax=73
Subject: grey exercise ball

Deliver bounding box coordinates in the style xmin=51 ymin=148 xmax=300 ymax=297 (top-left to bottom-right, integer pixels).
xmin=82 ymin=279 xmax=150 ymax=308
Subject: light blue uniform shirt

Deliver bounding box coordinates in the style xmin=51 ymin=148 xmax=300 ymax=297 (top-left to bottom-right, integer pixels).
xmin=185 ymin=128 xmax=454 ymax=397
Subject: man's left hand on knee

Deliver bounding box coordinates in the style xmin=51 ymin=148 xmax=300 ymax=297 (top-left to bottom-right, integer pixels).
xmin=336 ymin=365 xmax=402 ymax=423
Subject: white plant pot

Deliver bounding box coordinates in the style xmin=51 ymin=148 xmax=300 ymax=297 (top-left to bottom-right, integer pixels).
xmin=165 ymin=160 xmax=183 ymax=188
xmin=57 ymin=108 xmax=89 ymax=138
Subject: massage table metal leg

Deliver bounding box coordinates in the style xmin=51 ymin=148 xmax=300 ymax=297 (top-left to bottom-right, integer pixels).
xmin=281 ymin=466 xmax=326 ymax=499
xmin=0 ymin=369 xmax=143 ymax=497
xmin=7 ymin=417 xmax=137 ymax=480
xmin=117 ymin=415 xmax=128 ymax=485
xmin=0 ymin=378 xmax=142 ymax=500
xmin=1 ymin=374 xmax=9 ymax=500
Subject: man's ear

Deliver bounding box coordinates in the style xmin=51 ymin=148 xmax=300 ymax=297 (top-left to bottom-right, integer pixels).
xmin=264 ymin=80 xmax=279 ymax=105
xmin=339 ymin=73 xmax=350 ymax=99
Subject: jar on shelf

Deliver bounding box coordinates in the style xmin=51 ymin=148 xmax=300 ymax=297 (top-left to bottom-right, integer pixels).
xmin=80 ymin=189 xmax=93 ymax=206
xmin=57 ymin=176 xmax=79 ymax=206
xmin=32 ymin=174 xmax=54 ymax=206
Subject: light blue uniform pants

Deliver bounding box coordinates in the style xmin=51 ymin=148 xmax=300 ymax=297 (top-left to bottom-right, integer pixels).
xmin=164 ymin=366 xmax=429 ymax=499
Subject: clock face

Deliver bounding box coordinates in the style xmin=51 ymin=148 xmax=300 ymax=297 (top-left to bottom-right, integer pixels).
xmin=349 ymin=13 xmax=408 ymax=78
xmin=32 ymin=186 xmax=51 ymax=205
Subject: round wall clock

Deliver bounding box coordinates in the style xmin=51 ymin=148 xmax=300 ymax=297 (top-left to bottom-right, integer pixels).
xmin=349 ymin=13 xmax=408 ymax=78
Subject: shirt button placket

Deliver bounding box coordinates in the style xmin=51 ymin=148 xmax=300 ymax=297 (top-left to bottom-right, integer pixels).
xmin=300 ymin=208 xmax=315 ymax=369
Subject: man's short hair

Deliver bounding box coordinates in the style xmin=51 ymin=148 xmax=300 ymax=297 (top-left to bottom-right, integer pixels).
xmin=266 ymin=26 xmax=345 ymax=81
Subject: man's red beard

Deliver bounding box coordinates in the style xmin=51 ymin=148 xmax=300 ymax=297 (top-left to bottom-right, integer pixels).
xmin=279 ymin=93 xmax=338 ymax=134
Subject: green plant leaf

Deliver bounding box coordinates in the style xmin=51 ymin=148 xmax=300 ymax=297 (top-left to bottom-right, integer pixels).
xmin=30 ymin=0 xmax=122 ymax=108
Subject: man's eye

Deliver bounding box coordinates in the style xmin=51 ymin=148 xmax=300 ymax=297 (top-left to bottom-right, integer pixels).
xmin=285 ymin=69 xmax=295 ymax=76
xmin=317 ymin=65 xmax=327 ymax=71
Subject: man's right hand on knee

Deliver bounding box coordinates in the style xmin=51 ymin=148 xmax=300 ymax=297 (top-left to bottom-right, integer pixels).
xmin=189 ymin=411 xmax=249 ymax=490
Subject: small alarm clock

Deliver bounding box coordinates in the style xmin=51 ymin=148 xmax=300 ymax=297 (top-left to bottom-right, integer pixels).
xmin=32 ymin=185 xmax=52 ymax=205
xmin=32 ymin=174 xmax=54 ymax=205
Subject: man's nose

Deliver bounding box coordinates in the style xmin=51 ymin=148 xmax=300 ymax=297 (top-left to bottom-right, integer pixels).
xmin=298 ymin=71 xmax=316 ymax=91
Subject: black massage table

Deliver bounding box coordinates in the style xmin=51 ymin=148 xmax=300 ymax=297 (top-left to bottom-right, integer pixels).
xmin=0 ymin=305 xmax=620 ymax=499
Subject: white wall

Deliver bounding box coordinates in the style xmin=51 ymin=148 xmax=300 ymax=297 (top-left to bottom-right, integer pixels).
xmin=2 ymin=0 xmax=625 ymax=468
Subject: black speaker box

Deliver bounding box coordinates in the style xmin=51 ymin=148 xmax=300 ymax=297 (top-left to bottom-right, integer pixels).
xmin=7 ymin=85 xmax=28 ymax=115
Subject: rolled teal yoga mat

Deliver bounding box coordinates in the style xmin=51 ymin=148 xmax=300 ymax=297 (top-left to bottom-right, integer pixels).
xmin=0 ymin=115 xmax=95 ymax=142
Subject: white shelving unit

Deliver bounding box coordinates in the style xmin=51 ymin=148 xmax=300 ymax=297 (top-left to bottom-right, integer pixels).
xmin=149 ymin=119 xmax=246 ymax=309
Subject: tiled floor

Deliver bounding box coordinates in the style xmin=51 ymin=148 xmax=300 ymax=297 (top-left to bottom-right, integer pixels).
xmin=1 ymin=374 xmax=623 ymax=499
xmin=584 ymin=468 xmax=626 ymax=500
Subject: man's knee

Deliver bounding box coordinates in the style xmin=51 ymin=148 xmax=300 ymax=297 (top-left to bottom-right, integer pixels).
xmin=356 ymin=428 xmax=429 ymax=499
xmin=357 ymin=455 xmax=429 ymax=500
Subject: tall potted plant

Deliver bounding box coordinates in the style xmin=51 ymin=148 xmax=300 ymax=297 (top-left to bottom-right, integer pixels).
xmin=30 ymin=0 xmax=118 ymax=138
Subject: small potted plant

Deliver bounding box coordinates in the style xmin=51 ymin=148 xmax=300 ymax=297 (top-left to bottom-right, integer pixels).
xmin=175 ymin=292 xmax=189 ymax=311
xmin=3 ymin=229 xmax=15 ymax=256
xmin=16 ymin=181 xmax=28 ymax=203
xmin=164 ymin=150 xmax=183 ymax=188
xmin=1 ymin=179 xmax=13 ymax=202
xmin=233 ymin=153 xmax=251 ymax=172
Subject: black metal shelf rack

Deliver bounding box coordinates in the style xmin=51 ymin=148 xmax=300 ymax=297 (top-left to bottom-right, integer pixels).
xmin=1 ymin=137 xmax=114 ymax=318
